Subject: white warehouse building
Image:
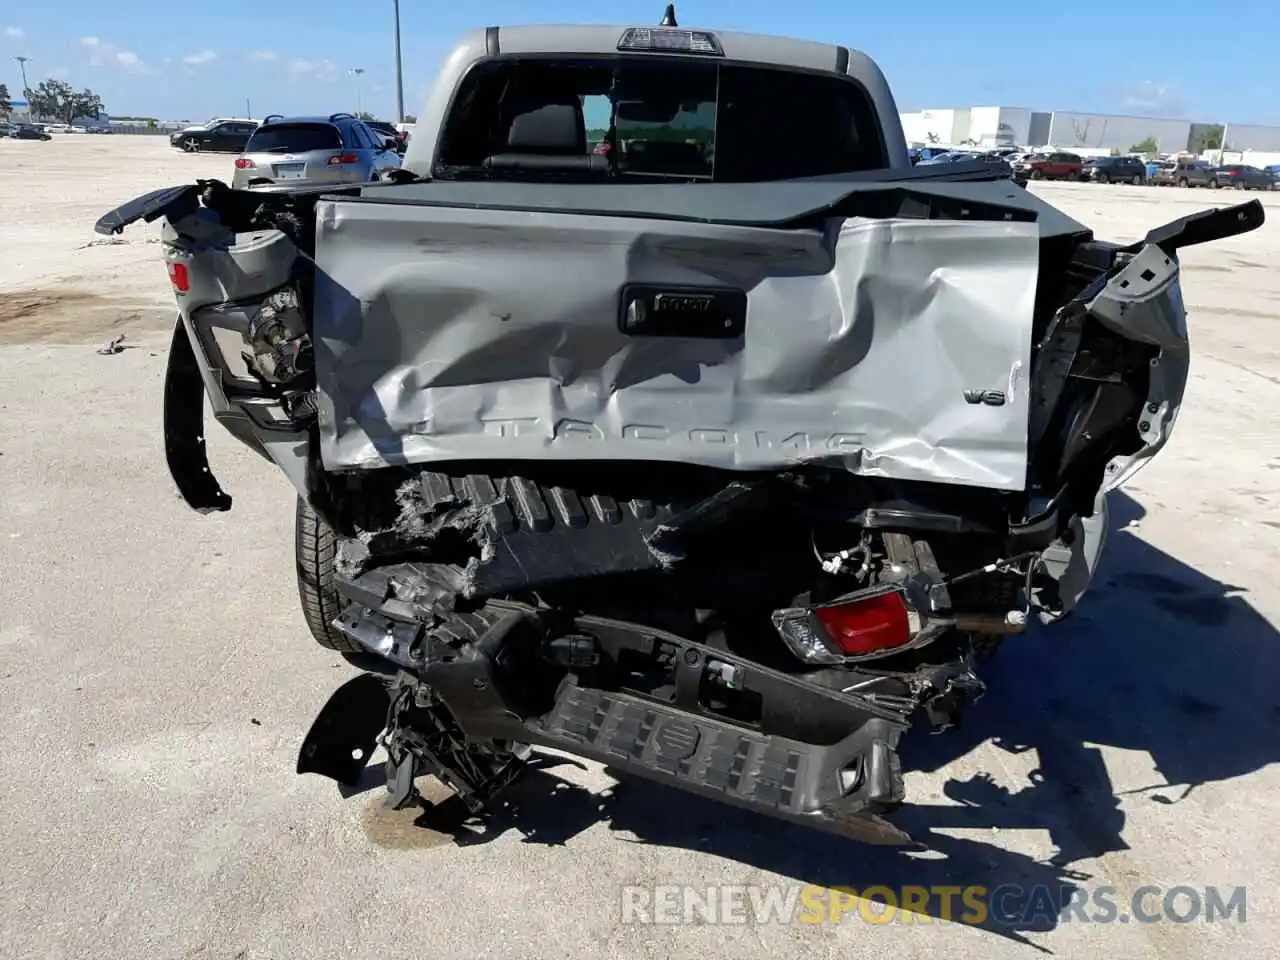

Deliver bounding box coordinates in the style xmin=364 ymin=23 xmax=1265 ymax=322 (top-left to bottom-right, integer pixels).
xmin=900 ymin=105 xmax=1280 ymax=154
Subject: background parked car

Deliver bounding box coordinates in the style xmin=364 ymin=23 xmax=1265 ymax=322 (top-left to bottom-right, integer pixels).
xmin=169 ymin=118 xmax=258 ymax=153
xmin=916 ymin=150 xmax=982 ymax=165
xmin=1083 ymin=155 xmax=1148 ymax=184
xmin=1012 ymin=151 xmax=1083 ymax=181
xmin=364 ymin=119 xmax=408 ymax=155
xmin=909 ymin=146 xmax=954 ymax=164
xmin=1212 ymin=164 xmax=1275 ymax=190
xmin=231 ymin=113 xmax=402 ymax=190
xmin=8 ymin=123 xmax=52 ymax=141
xmin=1151 ymin=158 xmax=1216 ymax=187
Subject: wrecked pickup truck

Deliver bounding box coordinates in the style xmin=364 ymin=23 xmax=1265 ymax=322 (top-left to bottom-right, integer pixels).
xmin=97 ymin=13 xmax=1263 ymax=845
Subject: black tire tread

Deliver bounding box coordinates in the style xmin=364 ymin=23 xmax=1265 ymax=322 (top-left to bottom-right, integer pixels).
xmin=295 ymin=497 xmax=363 ymax=654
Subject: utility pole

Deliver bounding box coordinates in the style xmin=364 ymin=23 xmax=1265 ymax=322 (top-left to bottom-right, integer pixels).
xmin=351 ymin=67 xmax=365 ymax=116
xmin=393 ymin=0 xmax=405 ymax=122
xmin=246 ymin=97 xmax=252 ymax=120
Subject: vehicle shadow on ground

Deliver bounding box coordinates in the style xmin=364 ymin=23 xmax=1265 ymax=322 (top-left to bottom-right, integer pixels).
xmin=366 ymin=489 xmax=1280 ymax=948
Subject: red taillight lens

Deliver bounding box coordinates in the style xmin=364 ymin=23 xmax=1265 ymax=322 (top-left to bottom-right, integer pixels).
xmin=234 ymin=157 xmax=254 ymax=169
xmin=328 ymin=153 xmax=358 ymax=165
xmin=814 ymin=592 xmax=912 ymax=656
xmin=167 ymin=262 xmax=190 ymax=293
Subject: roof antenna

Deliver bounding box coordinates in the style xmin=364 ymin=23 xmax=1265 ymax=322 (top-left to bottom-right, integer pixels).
xmin=660 ymin=3 xmax=677 ymax=26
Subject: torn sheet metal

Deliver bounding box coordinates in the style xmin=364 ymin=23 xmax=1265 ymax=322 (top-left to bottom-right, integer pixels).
xmin=312 ymin=202 xmax=1041 ymax=490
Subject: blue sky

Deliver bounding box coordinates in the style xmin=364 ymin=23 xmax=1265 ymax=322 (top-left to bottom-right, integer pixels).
xmin=2 ymin=1 xmax=1276 ymax=124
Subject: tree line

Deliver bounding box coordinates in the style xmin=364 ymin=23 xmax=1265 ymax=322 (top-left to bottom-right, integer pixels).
xmin=0 ymin=79 xmax=104 ymax=124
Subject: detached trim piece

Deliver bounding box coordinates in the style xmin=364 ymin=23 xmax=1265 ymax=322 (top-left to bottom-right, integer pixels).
xmin=163 ymin=316 xmax=232 ymax=513
xmin=1130 ymin=198 xmax=1265 ymax=254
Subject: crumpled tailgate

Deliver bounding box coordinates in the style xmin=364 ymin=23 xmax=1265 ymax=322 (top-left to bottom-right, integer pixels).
xmin=311 ymin=198 xmax=1042 ymax=491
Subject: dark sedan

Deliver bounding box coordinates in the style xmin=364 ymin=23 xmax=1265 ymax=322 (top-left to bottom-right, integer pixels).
xmin=8 ymin=123 xmax=52 ymax=141
xmin=168 ymin=119 xmax=258 ymax=153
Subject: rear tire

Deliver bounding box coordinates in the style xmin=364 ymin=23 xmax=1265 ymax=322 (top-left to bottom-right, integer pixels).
xmin=1177 ymin=177 xmax=1188 ymax=187
xmin=295 ymin=496 xmax=363 ymax=655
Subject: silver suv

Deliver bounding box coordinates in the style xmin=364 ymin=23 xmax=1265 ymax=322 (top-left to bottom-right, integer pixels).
xmin=230 ymin=113 xmax=402 ymax=189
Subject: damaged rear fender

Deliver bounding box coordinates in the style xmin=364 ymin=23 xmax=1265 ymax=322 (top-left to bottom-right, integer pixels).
xmin=1087 ymin=242 xmax=1190 ymax=494
xmin=163 ymin=312 xmax=316 ymax=514
xmin=1031 ymin=247 xmax=1182 ymax=624
xmin=1079 ymin=199 xmax=1264 ymax=496
xmin=1033 ymin=201 xmax=1265 ymax=623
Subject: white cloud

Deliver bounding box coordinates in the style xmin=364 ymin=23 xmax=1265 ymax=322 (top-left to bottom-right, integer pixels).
xmin=286 ymin=58 xmax=338 ymax=83
xmin=250 ymin=50 xmax=277 ymax=61
xmin=79 ymin=36 xmax=154 ymax=74
xmin=4 ymin=26 xmax=23 ymax=40
xmin=182 ymin=49 xmax=216 ymax=66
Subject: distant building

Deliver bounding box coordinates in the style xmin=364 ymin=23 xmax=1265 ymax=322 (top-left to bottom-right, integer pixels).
xmin=4 ymin=98 xmax=31 ymax=117
xmin=899 ymin=105 xmax=1280 ymax=153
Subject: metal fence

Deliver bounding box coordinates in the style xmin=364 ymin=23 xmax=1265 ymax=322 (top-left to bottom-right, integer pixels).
xmin=106 ymin=125 xmax=180 ymax=136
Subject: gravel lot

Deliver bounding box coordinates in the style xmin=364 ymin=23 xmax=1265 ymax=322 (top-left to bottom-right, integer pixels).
xmin=2 ymin=134 xmax=1278 ymax=960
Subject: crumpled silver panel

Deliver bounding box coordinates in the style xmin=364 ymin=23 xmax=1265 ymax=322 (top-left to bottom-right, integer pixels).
xmin=311 ymin=200 xmax=1041 ymax=490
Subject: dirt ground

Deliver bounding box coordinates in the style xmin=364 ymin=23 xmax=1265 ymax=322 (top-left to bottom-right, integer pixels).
xmin=1 ymin=134 xmax=1278 ymax=960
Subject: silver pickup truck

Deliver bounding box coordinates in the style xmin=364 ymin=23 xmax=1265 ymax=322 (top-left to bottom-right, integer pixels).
xmin=95 ymin=5 xmax=1263 ymax=845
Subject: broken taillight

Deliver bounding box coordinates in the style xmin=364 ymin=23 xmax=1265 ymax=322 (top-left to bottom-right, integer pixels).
xmin=772 ymin=581 xmax=952 ymax=665
xmin=814 ymin=591 xmax=912 ymax=656
xmin=167 ymin=261 xmax=190 ymax=293
xmin=234 ymin=157 xmax=255 ymax=169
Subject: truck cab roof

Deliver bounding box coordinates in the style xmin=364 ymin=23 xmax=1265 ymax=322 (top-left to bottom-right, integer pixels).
xmin=403 ymin=21 xmax=909 ymax=174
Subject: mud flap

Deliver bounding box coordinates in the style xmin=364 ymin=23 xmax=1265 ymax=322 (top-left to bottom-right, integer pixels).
xmin=163 ymin=316 xmax=232 ymax=513
xmin=296 ymin=672 xmax=392 ymax=786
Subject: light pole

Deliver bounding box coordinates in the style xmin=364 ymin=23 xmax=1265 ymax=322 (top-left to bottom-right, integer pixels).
xmin=393 ymin=0 xmax=405 ymax=123
xmin=350 ymin=67 xmax=365 ymax=116
xmin=15 ymin=55 xmax=31 ymax=93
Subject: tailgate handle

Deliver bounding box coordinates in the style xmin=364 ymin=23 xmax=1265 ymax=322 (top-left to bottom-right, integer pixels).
xmin=618 ymin=284 xmax=747 ymax=339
